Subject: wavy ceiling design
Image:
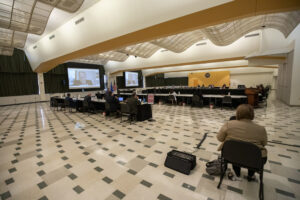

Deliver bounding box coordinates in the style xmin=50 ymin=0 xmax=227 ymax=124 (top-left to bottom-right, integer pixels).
xmin=0 ymin=0 xmax=84 ymax=55
xmin=151 ymin=29 xmax=204 ymax=53
xmin=202 ymin=10 xmax=300 ymax=46
xmin=78 ymin=11 xmax=300 ymax=65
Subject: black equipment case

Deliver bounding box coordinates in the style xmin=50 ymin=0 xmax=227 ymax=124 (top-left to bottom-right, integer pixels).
xmin=164 ymin=150 xmax=196 ymax=175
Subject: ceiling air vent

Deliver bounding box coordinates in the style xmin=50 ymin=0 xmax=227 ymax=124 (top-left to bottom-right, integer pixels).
xmin=245 ymin=33 xmax=259 ymax=38
xmin=75 ymin=17 xmax=84 ymax=25
xmin=49 ymin=34 xmax=55 ymax=40
xmin=196 ymin=42 xmax=207 ymax=46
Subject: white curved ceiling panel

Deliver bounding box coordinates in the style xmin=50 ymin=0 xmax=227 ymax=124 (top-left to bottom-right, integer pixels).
xmin=151 ymin=30 xmax=205 ymax=53
xmin=202 ymin=11 xmax=300 ymax=46
xmin=118 ymin=42 xmax=161 ymax=58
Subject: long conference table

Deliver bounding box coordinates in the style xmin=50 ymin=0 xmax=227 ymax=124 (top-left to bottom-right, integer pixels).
xmin=119 ymin=93 xmax=247 ymax=106
xmin=51 ymin=96 xmax=152 ymax=121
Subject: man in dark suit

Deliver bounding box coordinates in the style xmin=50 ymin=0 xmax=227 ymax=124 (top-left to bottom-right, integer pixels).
xmin=84 ymin=93 xmax=92 ymax=103
xmin=127 ymin=92 xmax=141 ymax=116
xmin=105 ymin=91 xmax=120 ymax=116
xmin=65 ymin=93 xmax=75 ymax=108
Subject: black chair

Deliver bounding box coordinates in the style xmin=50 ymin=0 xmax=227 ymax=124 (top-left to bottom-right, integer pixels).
xmin=168 ymin=95 xmax=176 ymax=105
xmin=120 ymin=103 xmax=130 ymax=123
xmin=127 ymin=102 xmax=138 ymax=124
xmin=64 ymin=99 xmax=74 ymax=112
xmin=83 ymin=100 xmax=95 ymax=114
xmin=217 ymin=140 xmax=265 ymax=200
xmin=191 ymin=95 xmax=203 ymax=107
xmin=221 ymin=96 xmax=232 ymax=109
xmin=51 ymin=98 xmax=63 ymax=111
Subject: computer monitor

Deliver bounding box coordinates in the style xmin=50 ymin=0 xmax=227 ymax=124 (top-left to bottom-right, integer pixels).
xmin=118 ymin=97 xmax=124 ymax=102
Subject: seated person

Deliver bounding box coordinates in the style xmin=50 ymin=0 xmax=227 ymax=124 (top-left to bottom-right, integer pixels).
xmin=169 ymin=90 xmax=177 ymax=104
xmin=222 ymin=84 xmax=227 ymax=89
xmin=84 ymin=93 xmax=92 ymax=103
xmin=95 ymin=91 xmax=101 ymax=99
xmin=127 ymin=92 xmax=141 ymax=116
xmin=105 ymin=91 xmax=120 ymax=115
xmin=65 ymin=93 xmax=75 ymax=107
xmin=217 ymin=104 xmax=267 ymax=181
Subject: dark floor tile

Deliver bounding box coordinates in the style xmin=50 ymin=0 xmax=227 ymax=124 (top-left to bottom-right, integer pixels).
xmin=275 ymin=188 xmax=295 ymax=198
xmin=37 ymin=181 xmax=47 ymax=189
xmin=64 ymin=164 xmax=72 ymax=169
xmin=38 ymin=196 xmax=48 ymax=200
xmin=127 ymin=169 xmax=137 ymax=175
xmin=288 ymin=178 xmax=300 ymax=184
xmin=157 ymin=194 xmax=172 ymax=200
xmin=61 ymin=156 xmax=68 ymax=160
xmin=113 ymin=190 xmax=125 ymax=199
xmin=37 ymin=170 xmax=45 ymax=176
xmin=5 ymin=178 xmax=14 ymax=185
xmin=149 ymin=162 xmax=158 ymax=168
xmin=202 ymin=173 xmax=215 ymax=181
xmin=182 ymin=183 xmax=196 ymax=191
xmin=102 ymin=176 xmax=113 ymax=184
xmin=0 ymin=191 xmax=11 ymax=200
xmin=163 ymin=171 xmax=174 ymax=178
xmin=37 ymin=161 xmax=44 ymax=166
xmin=94 ymin=166 xmax=103 ymax=172
xmin=88 ymin=158 xmax=96 ymax=163
xmin=140 ymin=180 xmax=152 ymax=188
xmin=68 ymin=173 xmax=78 ymax=180
xmin=73 ymin=185 xmax=84 ymax=194
xmin=8 ymin=167 xmax=16 ymax=173
xmin=227 ymin=185 xmax=243 ymax=194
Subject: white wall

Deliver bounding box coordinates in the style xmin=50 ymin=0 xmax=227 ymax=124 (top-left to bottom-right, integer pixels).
xmin=276 ymin=24 xmax=300 ymax=106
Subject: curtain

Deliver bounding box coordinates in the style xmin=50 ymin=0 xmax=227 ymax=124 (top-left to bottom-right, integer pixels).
xmin=0 ymin=49 xmax=38 ymax=97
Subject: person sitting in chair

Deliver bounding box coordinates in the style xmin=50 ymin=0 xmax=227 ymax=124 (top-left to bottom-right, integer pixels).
xmin=127 ymin=92 xmax=141 ymax=119
xmin=105 ymin=91 xmax=120 ymax=116
xmin=65 ymin=93 xmax=75 ymax=108
xmin=216 ymin=104 xmax=267 ymax=181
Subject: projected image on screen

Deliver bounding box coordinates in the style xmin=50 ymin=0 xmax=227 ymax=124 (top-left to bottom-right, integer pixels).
xmin=68 ymin=68 xmax=100 ymax=89
xmin=125 ymin=72 xmax=139 ymax=87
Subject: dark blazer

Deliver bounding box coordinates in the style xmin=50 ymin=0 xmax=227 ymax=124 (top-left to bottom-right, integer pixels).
xmin=127 ymin=97 xmax=141 ymax=114
xmin=105 ymin=95 xmax=119 ymax=112
xmin=84 ymin=95 xmax=91 ymax=103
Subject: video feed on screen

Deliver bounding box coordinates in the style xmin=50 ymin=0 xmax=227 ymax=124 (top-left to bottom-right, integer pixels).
xmin=68 ymin=68 xmax=100 ymax=89
xmin=125 ymin=72 xmax=139 ymax=87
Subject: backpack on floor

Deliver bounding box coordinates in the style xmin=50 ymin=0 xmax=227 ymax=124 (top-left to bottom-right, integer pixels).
xmin=206 ymin=157 xmax=225 ymax=175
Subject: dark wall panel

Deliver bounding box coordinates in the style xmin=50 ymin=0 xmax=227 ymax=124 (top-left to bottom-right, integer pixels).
xmin=145 ymin=74 xmax=188 ymax=87
xmin=0 ymin=48 xmax=38 ymax=97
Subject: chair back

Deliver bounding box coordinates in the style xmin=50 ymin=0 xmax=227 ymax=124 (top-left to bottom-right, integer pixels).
xmin=222 ymin=140 xmax=263 ymax=170
xmin=83 ymin=100 xmax=89 ymax=108
xmin=222 ymin=95 xmax=232 ymax=103
xmin=52 ymin=99 xmax=58 ymax=106
xmin=120 ymin=103 xmax=129 ymax=114
xmin=64 ymin=99 xmax=70 ymax=107
xmin=169 ymin=95 xmax=175 ymax=100
xmin=105 ymin=102 xmax=111 ymax=111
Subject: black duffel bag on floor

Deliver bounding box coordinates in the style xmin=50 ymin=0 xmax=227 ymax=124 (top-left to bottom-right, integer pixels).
xmin=164 ymin=150 xmax=196 ymax=175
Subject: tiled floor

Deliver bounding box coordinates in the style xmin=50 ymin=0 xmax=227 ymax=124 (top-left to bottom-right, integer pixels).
xmin=0 ymin=93 xmax=299 ymax=200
